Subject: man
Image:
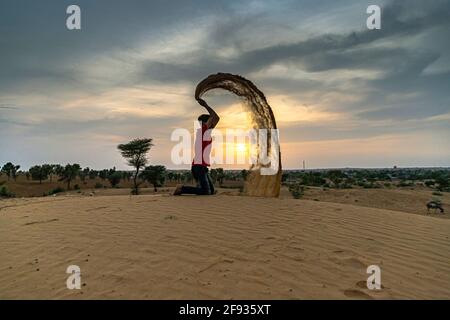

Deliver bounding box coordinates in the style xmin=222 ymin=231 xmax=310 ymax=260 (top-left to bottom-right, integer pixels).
xmin=174 ymin=98 xmax=220 ymax=195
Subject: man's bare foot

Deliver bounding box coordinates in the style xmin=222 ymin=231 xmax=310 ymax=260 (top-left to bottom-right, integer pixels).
xmin=173 ymin=184 xmax=183 ymax=196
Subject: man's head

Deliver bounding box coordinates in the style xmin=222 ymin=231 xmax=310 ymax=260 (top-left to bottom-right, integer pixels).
xmin=198 ymin=114 xmax=210 ymax=124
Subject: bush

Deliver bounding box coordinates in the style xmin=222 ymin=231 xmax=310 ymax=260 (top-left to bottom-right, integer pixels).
xmin=431 ymin=198 xmax=442 ymax=205
xmin=48 ymin=187 xmax=64 ymax=196
xmin=361 ymin=182 xmax=380 ymax=188
xmin=289 ymin=183 xmax=304 ymax=199
xmin=398 ymin=180 xmax=413 ymax=187
xmin=73 ymin=184 xmax=80 ymax=190
xmin=425 ymin=180 xmax=435 ymax=187
xmin=432 ymin=191 xmax=443 ymax=196
xmin=0 ymin=186 xmax=15 ymax=198
xmin=94 ymin=183 xmax=103 ymax=189
xmin=107 ymin=171 xmax=122 ymax=188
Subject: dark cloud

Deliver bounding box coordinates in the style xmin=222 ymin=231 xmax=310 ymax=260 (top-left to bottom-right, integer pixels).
xmin=0 ymin=0 xmax=449 ymax=167
xmin=0 ymin=0 xmax=234 ymax=92
xmin=139 ymin=0 xmax=450 ymax=79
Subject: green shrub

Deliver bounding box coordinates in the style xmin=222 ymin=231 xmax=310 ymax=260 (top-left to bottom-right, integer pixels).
xmin=94 ymin=183 xmax=103 ymax=189
xmin=398 ymin=180 xmax=413 ymax=187
xmin=425 ymin=180 xmax=435 ymax=187
xmin=0 ymin=186 xmax=15 ymax=198
xmin=362 ymin=182 xmax=380 ymax=188
xmin=356 ymin=180 xmax=366 ymax=187
xmin=289 ymin=183 xmax=304 ymax=199
xmin=107 ymin=171 xmax=122 ymax=188
xmin=432 ymin=191 xmax=443 ymax=196
xmin=48 ymin=187 xmax=64 ymax=196
xmin=431 ymin=198 xmax=442 ymax=205
xmin=73 ymin=184 xmax=80 ymax=190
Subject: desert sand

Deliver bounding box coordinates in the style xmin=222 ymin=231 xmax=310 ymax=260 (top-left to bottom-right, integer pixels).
xmin=1 ymin=192 xmax=449 ymax=299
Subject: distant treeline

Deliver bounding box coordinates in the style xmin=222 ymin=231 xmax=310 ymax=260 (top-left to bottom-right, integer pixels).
xmin=1 ymin=138 xmax=248 ymax=197
xmin=282 ymin=168 xmax=450 ymax=191
xmin=0 ymin=160 xmax=250 ymax=198
xmin=2 ymin=137 xmax=449 ymax=199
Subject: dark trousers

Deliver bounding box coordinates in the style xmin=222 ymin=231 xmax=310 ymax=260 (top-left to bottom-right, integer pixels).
xmin=180 ymin=165 xmax=215 ymax=195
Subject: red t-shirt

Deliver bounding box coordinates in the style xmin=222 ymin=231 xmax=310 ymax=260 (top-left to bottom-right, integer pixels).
xmin=192 ymin=123 xmax=212 ymax=167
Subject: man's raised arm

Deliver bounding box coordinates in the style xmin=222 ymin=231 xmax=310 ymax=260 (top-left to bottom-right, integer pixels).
xmin=198 ymin=98 xmax=220 ymax=129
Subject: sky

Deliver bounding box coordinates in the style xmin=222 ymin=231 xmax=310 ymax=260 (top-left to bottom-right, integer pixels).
xmin=0 ymin=0 xmax=449 ymax=170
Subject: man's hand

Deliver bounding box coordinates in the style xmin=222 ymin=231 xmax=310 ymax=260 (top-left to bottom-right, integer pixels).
xmin=197 ymin=98 xmax=220 ymax=129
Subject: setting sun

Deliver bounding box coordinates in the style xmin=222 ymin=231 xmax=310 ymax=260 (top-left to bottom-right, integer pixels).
xmin=236 ymin=143 xmax=247 ymax=154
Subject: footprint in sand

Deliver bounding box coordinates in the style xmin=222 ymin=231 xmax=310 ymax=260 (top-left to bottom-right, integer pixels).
xmin=342 ymin=257 xmax=366 ymax=268
xmin=331 ymin=250 xmax=366 ymax=269
xmin=199 ymin=257 xmax=234 ymax=273
xmin=332 ymin=249 xmax=354 ymax=255
xmin=343 ymin=289 xmax=373 ymax=299
xmin=24 ymin=218 xmax=59 ymax=226
xmin=356 ymin=280 xmax=367 ymax=289
xmin=357 ymin=280 xmax=385 ymax=290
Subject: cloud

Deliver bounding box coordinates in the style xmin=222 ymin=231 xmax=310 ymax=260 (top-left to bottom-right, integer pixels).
xmin=1 ymin=0 xmax=449 ymax=168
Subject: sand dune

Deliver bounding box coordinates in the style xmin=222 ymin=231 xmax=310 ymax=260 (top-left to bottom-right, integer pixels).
xmin=1 ymin=194 xmax=449 ymax=299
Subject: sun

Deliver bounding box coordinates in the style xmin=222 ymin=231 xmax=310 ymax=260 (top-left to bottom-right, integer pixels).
xmin=236 ymin=143 xmax=247 ymax=154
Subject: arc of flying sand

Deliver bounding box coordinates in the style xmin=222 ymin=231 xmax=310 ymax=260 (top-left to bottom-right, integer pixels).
xmin=195 ymin=73 xmax=282 ymax=197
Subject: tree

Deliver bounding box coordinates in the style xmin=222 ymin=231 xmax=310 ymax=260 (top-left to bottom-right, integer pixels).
xmin=1 ymin=162 xmax=20 ymax=181
xmin=216 ymin=168 xmax=225 ymax=186
xmin=117 ymin=138 xmax=153 ymax=195
xmin=42 ymin=164 xmax=53 ymax=182
xmin=210 ymin=169 xmax=218 ymax=184
xmin=79 ymin=167 xmax=90 ymax=182
xmin=436 ymin=176 xmax=450 ymax=192
xmin=2 ymin=162 xmax=14 ymax=181
xmin=107 ymin=169 xmax=122 ymax=188
xmin=29 ymin=165 xmax=50 ymax=184
xmin=52 ymin=164 xmax=64 ymax=179
xmin=241 ymin=169 xmax=249 ymax=181
xmin=183 ymin=171 xmax=193 ymax=183
xmin=121 ymin=171 xmax=132 ymax=181
xmin=173 ymin=172 xmax=181 ymax=182
xmin=89 ymin=169 xmax=98 ymax=180
xmin=98 ymin=169 xmax=109 ymax=181
xmin=59 ymin=164 xmax=81 ymax=190
xmin=140 ymin=165 xmax=166 ymax=192
xmin=12 ymin=164 xmax=20 ymax=181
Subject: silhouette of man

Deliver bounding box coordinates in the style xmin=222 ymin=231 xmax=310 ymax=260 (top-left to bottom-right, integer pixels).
xmin=174 ymin=98 xmax=220 ymax=195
